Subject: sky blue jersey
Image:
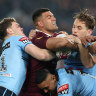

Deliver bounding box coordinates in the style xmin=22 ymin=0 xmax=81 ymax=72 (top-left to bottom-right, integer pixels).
xmin=0 ymin=36 xmax=32 ymax=95
xmin=57 ymin=68 xmax=96 ymax=96
xmin=64 ymin=51 xmax=96 ymax=76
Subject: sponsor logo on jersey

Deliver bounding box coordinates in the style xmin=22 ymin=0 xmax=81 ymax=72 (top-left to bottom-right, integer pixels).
xmin=57 ymin=84 xmax=69 ymax=94
xmin=19 ymin=37 xmax=30 ymax=44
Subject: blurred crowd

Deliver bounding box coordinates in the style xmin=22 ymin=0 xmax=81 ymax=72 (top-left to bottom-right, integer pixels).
xmin=0 ymin=0 xmax=96 ymax=54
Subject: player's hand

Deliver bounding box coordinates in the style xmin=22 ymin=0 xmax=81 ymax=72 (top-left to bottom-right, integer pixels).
xmin=74 ymin=36 xmax=81 ymax=44
xmin=67 ymin=35 xmax=77 ymax=44
xmin=58 ymin=31 xmax=68 ymax=36
xmin=29 ymin=29 xmax=36 ymax=39
xmin=80 ymin=35 xmax=94 ymax=46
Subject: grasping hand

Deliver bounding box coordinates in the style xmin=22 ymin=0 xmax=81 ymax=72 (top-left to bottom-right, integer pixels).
xmin=29 ymin=29 xmax=36 ymax=39
xmin=80 ymin=35 xmax=95 ymax=46
xmin=58 ymin=31 xmax=68 ymax=36
xmin=67 ymin=35 xmax=81 ymax=44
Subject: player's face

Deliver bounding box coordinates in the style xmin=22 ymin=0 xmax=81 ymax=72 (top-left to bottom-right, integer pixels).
xmin=40 ymin=11 xmax=58 ymax=32
xmin=72 ymin=19 xmax=92 ymax=38
xmin=37 ymin=74 xmax=57 ymax=93
xmin=10 ymin=22 xmax=25 ymax=36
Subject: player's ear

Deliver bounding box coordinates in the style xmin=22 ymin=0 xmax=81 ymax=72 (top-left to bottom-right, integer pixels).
xmin=51 ymin=75 xmax=56 ymax=80
xmin=88 ymin=29 xmax=93 ymax=35
xmin=37 ymin=21 xmax=43 ymax=27
xmin=6 ymin=28 xmax=13 ymax=35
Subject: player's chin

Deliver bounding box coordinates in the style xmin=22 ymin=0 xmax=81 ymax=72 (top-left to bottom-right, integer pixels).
xmin=53 ymin=26 xmax=58 ymax=30
xmin=51 ymin=88 xmax=57 ymax=94
xmin=56 ymin=26 xmax=58 ymax=30
xmin=50 ymin=88 xmax=56 ymax=92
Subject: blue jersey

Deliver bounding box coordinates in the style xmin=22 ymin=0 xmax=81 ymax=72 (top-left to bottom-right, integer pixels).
xmin=0 ymin=36 xmax=32 ymax=95
xmin=64 ymin=51 xmax=96 ymax=76
xmin=57 ymin=68 xmax=96 ymax=96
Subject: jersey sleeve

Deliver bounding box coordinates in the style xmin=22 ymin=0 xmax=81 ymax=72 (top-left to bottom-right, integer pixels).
xmin=32 ymin=32 xmax=50 ymax=49
xmin=57 ymin=69 xmax=73 ymax=96
xmin=16 ymin=36 xmax=32 ymax=51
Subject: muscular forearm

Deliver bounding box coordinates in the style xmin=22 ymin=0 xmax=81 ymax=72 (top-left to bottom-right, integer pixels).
xmin=78 ymin=44 xmax=94 ymax=68
xmin=25 ymin=44 xmax=55 ymax=61
xmin=42 ymin=49 xmax=56 ymax=61
xmin=87 ymin=42 xmax=96 ymax=54
xmin=46 ymin=37 xmax=78 ymax=51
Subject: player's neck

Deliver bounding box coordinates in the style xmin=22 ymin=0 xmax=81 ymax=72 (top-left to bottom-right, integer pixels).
xmin=4 ymin=34 xmax=15 ymax=41
xmin=44 ymin=30 xmax=53 ymax=36
xmin=38 ymin=28 xmax=54 ymax=36
xmin=4 ymin=34 xmax=16 ymax=41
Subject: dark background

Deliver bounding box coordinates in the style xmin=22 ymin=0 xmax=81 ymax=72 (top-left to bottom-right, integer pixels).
xmin=0 ymin=0 xmax=96 ymax=54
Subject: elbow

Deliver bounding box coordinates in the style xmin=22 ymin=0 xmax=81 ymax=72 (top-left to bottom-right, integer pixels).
xmin=85 ymin=65 xmax=93 ymax=69
xmin=84 ymin=62 xmax=94 ymax=69
xmin=38 ymin=50 xmax=54 ymax=61
xmin=39 ymin=54 xmax=47 ymax=61
xmin=39 ymin=53 xmax=54 ymax=61
xmin=85 ymin=65 xmax=92 ymax=68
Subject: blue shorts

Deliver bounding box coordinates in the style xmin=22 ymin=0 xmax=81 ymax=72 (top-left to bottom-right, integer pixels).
xmin=0 ymin=86 xmax=16 ymax=96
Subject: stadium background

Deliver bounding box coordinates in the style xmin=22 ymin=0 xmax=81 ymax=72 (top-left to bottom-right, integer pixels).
xmin=0 ymin=0 xmax=96 ymax=54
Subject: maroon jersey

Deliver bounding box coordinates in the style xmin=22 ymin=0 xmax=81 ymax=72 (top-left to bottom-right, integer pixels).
xmin=19 ymin=30 xmax=58 ymax=96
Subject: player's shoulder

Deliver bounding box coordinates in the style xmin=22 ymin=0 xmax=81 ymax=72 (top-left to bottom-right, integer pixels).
xmin=12 ymin=36 xmax=29 ymax=41
xmin=53 ymin=32 xmax=67 ymax=38
xmin=57 ymin=68 xmax=66 ymax=75
xmin=3 ymin=36 xmax=21 ymax=43
xmin=7 ymin=36 xmax=31 ymax=45
xmin=36 ymin=30 xmax=51 ymax=37
xmin=8 ymin=36 xmax=25 ymax=40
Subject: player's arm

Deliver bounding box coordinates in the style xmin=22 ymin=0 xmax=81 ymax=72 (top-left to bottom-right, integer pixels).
xmin=80 ymin=35 xmax=96 ymax=54
xmin=87 ymin=42 xmax=96 ymax=54
xmin=28 ymin=29 xmax=36 ymax=39
xmin=86 ymin=42 xmax=96 ymax=64
xmin=25 ymin=44 xmax=55 ymax=61
xmin=74 ymin=37 xmax=95 ymax=68
xmin=46 ymin=35 xmax=78 ymax=51
xmin=78 ymin=44 xmax=95 ymax=68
